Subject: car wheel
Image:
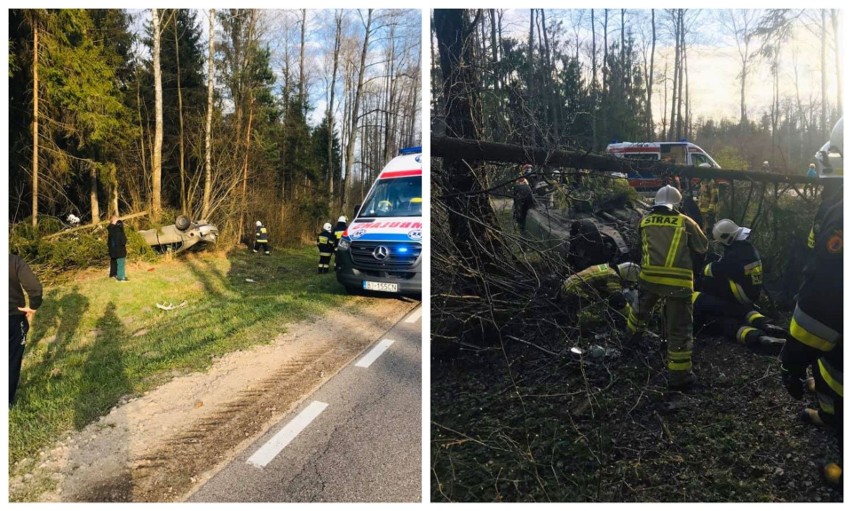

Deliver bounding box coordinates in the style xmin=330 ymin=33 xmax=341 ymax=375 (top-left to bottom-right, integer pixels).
xmin=175 ymin=215 xmax=191 ymax=231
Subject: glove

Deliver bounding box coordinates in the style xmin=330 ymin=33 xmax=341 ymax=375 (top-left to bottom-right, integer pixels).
xmin=780 ymin=364 xmax=807 ymax=400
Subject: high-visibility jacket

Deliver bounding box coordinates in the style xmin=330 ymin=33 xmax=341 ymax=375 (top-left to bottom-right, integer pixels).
xmin=333 ymin=221 xmax=347 ymax=241
xmin=561 ymin=264 xmax=621 ymax=299
xmin=701 ymin=239 xmax=763 ymax=305
xmin=783 ymin=198 xmax=843 ymax=423
xmin=317 ymin=229 xmax=335 ymax=255
xmin=638 ymin=209 xmax=708 ymax=294
xmin=255 ymin=225 xmax=269 ymax=243
xmin=698 ymin=180 xmax=719 ymax=214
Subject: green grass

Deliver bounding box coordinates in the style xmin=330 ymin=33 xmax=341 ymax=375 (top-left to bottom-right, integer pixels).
xmin=9 ymin=245 xmax=351 ymax=467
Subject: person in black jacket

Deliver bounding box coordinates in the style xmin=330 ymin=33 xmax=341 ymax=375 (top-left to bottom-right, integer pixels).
xmin=692 ymin=219 xmax=787 ymax=353
xmin=107 ymin=216 xmax=128 ymax=282
xmin=513 ymin=164 xmax=535 ymax=232
xmin=333 ymin=216 xmax=348 ymax=271
xmin=9 ymin=254 xmax=43 ymax=406
xmin=317 ymin=223 xmax=336 ymax=274
xmin=781 ymin=197 xmax=843 ymax=485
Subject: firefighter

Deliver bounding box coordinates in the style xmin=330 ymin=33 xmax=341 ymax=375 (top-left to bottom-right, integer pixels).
xmin=807 ymin=120 xmax=844 ymax=251
xmin=780 ymin=117 xmax=843 ymax=486
xmin=254 ymin=220 xmax=270 ymax=255
xmin=316 ymin=222 xmax=336 ymax=274
xmin=697 ymin=177 xmax=719 ymax=233
xmin=333 ymin=216 xmax=347 ymax=241
xmin=701 ymin=219 xmax=763 ymax=307
xmin=692 ymin=219 xmax=786 ymax=353
xmin=627 ymin=185 xmax=708 ymax=389
xmin=560 ymin=262 xmax=640 ymax=311
xmin=333 ymin=215 xmax=348 ymax=271
xmin=513 ymin=164 xmax=535 ymax=232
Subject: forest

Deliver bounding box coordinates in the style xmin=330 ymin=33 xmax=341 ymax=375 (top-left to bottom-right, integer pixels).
xmin=430 ymin=9 xmax=843 ymax=502
xmin=431 ymin=8 xmax=842 ymax=172
xmin=8 ymin=8 xmax=421 ymax=247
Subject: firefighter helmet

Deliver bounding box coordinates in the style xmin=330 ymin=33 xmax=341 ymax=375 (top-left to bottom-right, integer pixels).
xmin=712 ymin=219 xmax=747 ymax=246
xmin=653 ymin=185 xmax=682 ymax=210
xmin=323 ymin=222 xmax=332 ymax=231
xmin=256 ymin=220 xmax=262 ymax=227
xmin=338 ymin=215 xmax=347 ymax=223
xmin=617 ymin=262 xmax=640 ymax=283
xmin=814 ymin=118 xmax=843 ymax=178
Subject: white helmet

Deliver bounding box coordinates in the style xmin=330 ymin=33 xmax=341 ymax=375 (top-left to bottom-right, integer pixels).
xmin=616 ymin=262 xmax=640 ymax=283
xmin=653 ymin=185 xmax=682 ymax=210
xmin=816 ymin=117 xmax=843 ymax=178
xmin=338 ymin=215 xmax=347 ymax=223
xmin=256 ymin=220 xmax=262 ymax=227
xmin=323 ymin=222 xmax=332 ymax=231
xmin=712 ymin=219 xmax=747 ymax=245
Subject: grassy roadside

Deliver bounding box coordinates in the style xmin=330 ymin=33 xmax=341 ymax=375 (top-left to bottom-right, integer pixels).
xmin=9 ymin=245 xmax=350 ymax=469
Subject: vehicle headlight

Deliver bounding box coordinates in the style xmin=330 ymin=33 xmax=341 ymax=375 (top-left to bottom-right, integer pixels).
xmin=338 ymin=238 xmax=350 ymax=250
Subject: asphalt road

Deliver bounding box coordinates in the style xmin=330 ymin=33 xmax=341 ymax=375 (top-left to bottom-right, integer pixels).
xmin=188 ymin=302 xmax=422 ymax=503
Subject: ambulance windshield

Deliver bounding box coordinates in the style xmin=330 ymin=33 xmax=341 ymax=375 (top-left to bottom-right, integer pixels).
xmin=360 ymin=176 xmax=422 ymax=218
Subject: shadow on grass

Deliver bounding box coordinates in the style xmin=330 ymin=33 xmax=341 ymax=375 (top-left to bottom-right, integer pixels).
xmin=20 ymin=287 xmax=89 ymax=398
xmin=74 ymin=302 xmax=130 ymax=430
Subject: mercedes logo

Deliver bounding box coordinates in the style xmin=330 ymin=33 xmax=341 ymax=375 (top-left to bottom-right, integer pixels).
xmin=372 ymin=245 xmax=390 ymax=260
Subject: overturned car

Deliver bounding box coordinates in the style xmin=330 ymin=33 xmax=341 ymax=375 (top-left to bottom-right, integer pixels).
xmin=139 ymin=215 xmax=218 ymax=254
xmin=514 ymin=172 xmax=646 ymax=271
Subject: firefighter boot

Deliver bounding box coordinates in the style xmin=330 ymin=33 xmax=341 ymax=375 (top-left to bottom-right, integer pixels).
xmin=750 ymin=335 xmax=785 ymax=356
xmin=800 ymin=407 xmax=826 ymax=426
xmin=823 ymin=462 xmax=842 ymax=487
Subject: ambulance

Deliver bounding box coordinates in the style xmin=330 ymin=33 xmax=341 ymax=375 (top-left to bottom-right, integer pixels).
xmin=606 ymin=141 xmax=723 ymax=190
xmin=336 ymin=146 xmax=422 ymax=295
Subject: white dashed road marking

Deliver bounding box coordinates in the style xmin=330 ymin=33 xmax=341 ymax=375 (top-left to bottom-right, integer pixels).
xmin=246 ymin=401 xmax=328 ymax=468
xmin=404 ymin=306 xmax=422 ymax=323
xmin=354 ymin=339 xmax=395 ymax=368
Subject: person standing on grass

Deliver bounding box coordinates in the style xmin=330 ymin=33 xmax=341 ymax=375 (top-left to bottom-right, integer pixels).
xmin=254 ymin=220 xmax=271 ymax=255
xmin=108 ymin=215 xmax=128 ymax=282
xmin=9 ymin=254 xmax=43 ymax=407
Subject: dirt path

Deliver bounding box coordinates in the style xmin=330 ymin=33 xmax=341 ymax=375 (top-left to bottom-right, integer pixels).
xmin=10 ymin=296 xmax=418 ymax=502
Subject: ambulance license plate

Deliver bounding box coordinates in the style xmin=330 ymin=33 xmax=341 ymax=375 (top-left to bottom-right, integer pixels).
xmin=363 ymin=281 xmax=399 ymax=293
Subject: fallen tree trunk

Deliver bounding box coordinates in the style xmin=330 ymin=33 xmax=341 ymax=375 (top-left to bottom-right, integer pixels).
xmin=432 ymin=137 xmax=820 ymax=185
xmin=44 ymin=211 xmax=149 ymax=240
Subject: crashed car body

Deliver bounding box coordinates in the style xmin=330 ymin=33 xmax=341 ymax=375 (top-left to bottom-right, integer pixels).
xmin=516 ymin=174 xmax=645 ymax=271
xmin=140 ymin=217 xmax=218 ymax=254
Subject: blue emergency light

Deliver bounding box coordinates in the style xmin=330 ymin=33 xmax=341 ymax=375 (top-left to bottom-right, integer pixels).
xmin=397 ymin=246 xmax=410 ymax=254
xmin=399 ymin=146 xmax=422 ymax=155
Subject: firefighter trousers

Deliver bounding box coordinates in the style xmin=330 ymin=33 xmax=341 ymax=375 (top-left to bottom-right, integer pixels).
xmin=693 ymin=291 xmax=771 ymax=345
xmin=318 ymin=251 xmax=333 ymax=273
xmin=628 ymin=288 xmax=694 ymax=384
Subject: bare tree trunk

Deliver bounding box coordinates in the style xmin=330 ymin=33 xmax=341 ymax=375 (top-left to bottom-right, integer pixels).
xmin=151 ymin=8 xmax=163 ymax=221
xmin=238 ymin=101 xmax=255 ymax=245
xmin=174 ymin=16 xmax=187 ymax=215
xmin=299 ymin=9 xmax=307 ymax=110
xmin=327 ymin=11 xmax=342 ymax=211
xmin=528 ymin=9 xmax=535 ymax=144
xmin=830 ymin=10 xmax=842 ymax=113
xmin=343 ymin=9 xmax=373 ymax=213
xmin=31 ymin=21 xmax=39 ymax=227
xmin=647 ymin=9 xmax=655 ymax=138
xmin=591 ymin=9 xmax=597 ymax=148
xmin=490 ymin=10 xmax=499 ymax=91
xmin=202 ymin=9 xmax=215 ymax=219
xmin=820 ymin=10 xmax=827 ymax=138
xmin=89 ymin=165 xmax=100 ymax=225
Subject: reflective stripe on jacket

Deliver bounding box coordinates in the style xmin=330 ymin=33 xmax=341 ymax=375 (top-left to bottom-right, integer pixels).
xmin=701 ymin=240 xmax=763 ymax=305
xmin=638 ymin=210 xmax=708 ymax=291
xmin=562 ymin=264 xmax=621 ymax=299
